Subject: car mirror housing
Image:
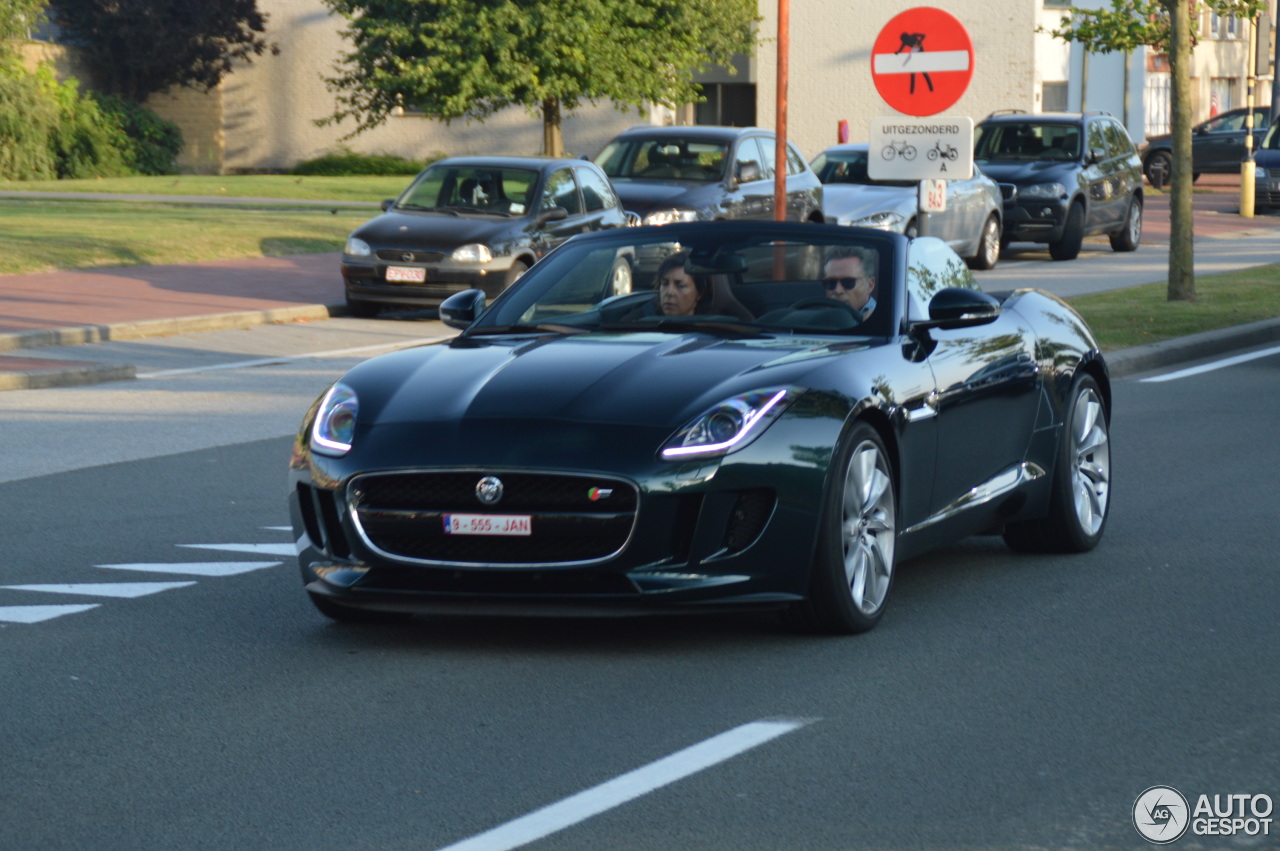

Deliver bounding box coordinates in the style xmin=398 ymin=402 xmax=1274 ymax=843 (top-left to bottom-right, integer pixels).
xmin=911 ymin=288 xmax=1002 ymax=331
xmin=439 ymin=289 xmax=487 ymax=329
xmin=737 ymin=162 xmax=761 ymax=184
xmin=381 ymin=199 xmax=395 ymax=212
xmin=537 ymin=206 xmax=569 ymax=225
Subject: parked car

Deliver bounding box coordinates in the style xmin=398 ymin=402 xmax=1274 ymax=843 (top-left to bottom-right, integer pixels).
xmin=593 ymin=125 xmax=824 ymax=226
xmin=811 ymin=142 xmax=1003 ymax=270
xmin=1141 ymin=106 xmax=1273 ymax=189
xmin=290 ymin=221 xmax=1112 ymax=634
xmin=974 ymin=110 xmax=1144 ymax=261
xmin=1252 ymin=120 xmax=1280 ymax=210
xmin=340 ymin=156 xmax=632 ymax=317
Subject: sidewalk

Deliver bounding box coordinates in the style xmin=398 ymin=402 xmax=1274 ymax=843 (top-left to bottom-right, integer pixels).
xmin=1 ymin=182 xmax=1278 ymax=390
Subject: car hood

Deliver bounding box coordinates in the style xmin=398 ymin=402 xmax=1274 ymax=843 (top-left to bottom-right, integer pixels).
xmin=349 ymin=331 xmax=863 ymax=430
xmin=820 ymin=184 xmax=913 ymax=221
xmin=352 ymin=209 xmax=521 ymax=248
xmin=974 ymin=160 xmax=1078 ymax=185
xmin=609 ymin=180 xmax=714 ymax=216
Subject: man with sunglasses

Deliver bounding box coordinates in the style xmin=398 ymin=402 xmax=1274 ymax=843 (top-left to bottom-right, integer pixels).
xmin=823 ymin=246 xmax=878 ymax=320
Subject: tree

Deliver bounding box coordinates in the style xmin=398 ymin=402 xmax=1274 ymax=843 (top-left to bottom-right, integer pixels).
xmin=1 ymin=0 xmax=47 ymax=49
xmin=320 ymin=0 xmax=759 ymax=157
xmin=46 ymin=0 xmax=277 ymax=103
xmin=1043 ymin=0 xmax=1266 ymax=302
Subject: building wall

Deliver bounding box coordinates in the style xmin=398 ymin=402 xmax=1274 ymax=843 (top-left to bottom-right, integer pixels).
xmin=755 ymin=0 xmax=1039 ymax=159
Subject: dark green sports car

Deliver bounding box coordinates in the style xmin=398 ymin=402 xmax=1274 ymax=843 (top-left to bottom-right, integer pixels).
xmin=289 ymin=222 xmax=1112 ymax=634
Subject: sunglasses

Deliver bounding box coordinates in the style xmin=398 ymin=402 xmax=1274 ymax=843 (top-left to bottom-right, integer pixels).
xmin=823 ymin=276 xmax=864 ymax=291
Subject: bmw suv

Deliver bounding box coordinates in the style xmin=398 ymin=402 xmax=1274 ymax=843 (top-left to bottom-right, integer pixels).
xmin=974 ymin=110 xmax=1143 ymax=260
xmin=593 ymin=125 xmax=824 ymax=226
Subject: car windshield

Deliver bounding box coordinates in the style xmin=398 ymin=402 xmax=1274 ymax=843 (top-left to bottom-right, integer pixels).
xmin=395 ymin=165 xmax=539 ymax=215
xmin=595 ymin=138 xmax=729 ymax=182
xmin=974 ymin=122 xmax=1081 ymax=161
xmin=810 ymin=150 xmax=914 ymax=188
xmin=467 ymin=224 xmax=898 ymax=338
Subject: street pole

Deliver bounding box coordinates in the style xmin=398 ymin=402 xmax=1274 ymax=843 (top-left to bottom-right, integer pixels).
xmin=773 ymin=0 xmax=789 ymax=222
xmin=1242 ymin=15 xmax=1258 ymax=218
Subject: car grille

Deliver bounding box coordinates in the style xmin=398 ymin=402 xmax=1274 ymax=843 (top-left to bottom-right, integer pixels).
xmin=375 ymin=249 xmax=446 ymax=263
xmin=998 ymin=183 xmax=1018 ymax=202
xmin=348 ymin=471 xmax=638 ymax=566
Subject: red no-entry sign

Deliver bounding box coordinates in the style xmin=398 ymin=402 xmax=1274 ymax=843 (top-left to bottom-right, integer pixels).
xmin=872 ymin=7 xmax=974 ymax=117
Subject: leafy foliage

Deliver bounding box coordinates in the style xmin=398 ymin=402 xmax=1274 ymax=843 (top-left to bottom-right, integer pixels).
xmin=1041 ymin=0 xmax=1265 ymax=53
xmin=319 ymin=0 xmax=758 ymax=152
xmin=93 ymin=93 xmax=184 ymax=175
xmin=292 ymin=146 xmax=442 ymax=176
xmin=0 ymin=0 xmax=48 ymax=47
xmin=46 ymin=0 xmax=277 ymax=102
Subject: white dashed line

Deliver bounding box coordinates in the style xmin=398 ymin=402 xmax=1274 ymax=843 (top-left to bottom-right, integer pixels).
xmin=1139 ymin=345 xmax=1280 ymax=382
xmin=0 ymin=604 xmax=100 ymax=623
xmin=96 ymin=561 xmax=281 ymax=577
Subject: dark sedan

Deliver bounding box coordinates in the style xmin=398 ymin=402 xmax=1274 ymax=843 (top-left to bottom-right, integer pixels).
xmin=1141 ymin=106 xmax=1272 ymax=188
xmin=291 ymin=222 xmax=1112 ymax=634
xmin=593 ymin=125 xmax=823 ymax=226
xmin=340 ymin=156 xmax=632 ymax=316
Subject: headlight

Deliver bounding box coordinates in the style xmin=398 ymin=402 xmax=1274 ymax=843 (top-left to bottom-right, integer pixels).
xmin=451 ymin=243 xmax=494 ymax=263
xmin=842 ymin=211 xmax=906 ymax=230
xmin=661 ymin=388 xmax=796 ymax=459
xmin=1021 ymin=183 xmax=1067 ymax=199
xmin=344 ymin=236 xmax=371 ymax=256
xmin=1257 ymin=167 xmax=1269 ymax=180
xmin=643 ymin=209 xmax=700 ymax=226
xmin=310 ymin=383 xmax=359 ymax=456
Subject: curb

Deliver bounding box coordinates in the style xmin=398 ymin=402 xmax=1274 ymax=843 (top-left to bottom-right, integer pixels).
xmin=0 ymin=360 xmax=136 ymax=391
xmin=1105 ymin=317 xmax=1280 ymax=377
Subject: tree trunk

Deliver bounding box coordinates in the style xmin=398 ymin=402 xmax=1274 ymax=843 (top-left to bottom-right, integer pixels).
xmin=542 ymin=98 xmax=563 ymax=158
xmin=1166 ymin=0 xmax=1196 ymax=301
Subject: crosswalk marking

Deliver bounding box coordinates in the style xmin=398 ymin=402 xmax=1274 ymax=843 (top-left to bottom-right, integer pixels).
xmin=0 ymin=604 xmax=100 ymax=623
xmin=3 ymin=582 xmax=195 ymax=598
xmin=96 ymin=561 xmax=281 ymax=577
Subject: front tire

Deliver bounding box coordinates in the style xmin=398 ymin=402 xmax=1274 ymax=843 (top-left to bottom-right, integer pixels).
xmin=1144 ymin=150 xmax=1172 ymax=189
xmin=1004 ymin=374 xmax=1111 ymax=553
xmin=504 ymin=259 xmax=529 ymax=288
xmin=967 ymin=214 xmax=1001 ymax=270
xmin=1049 ymin=202 xmax=1084 ymax=261
xmin=1109 ymin=196 xmax=1142 ymax=252
xmin=609 ymin=257 xmax=633 ymax=296
xmin=789 ymin=423 xmax=898 ymax=634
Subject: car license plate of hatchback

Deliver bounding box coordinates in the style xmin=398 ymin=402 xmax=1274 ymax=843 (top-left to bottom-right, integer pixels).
xmin=385 ymin=265 xmax=426 ymax=283
xmin=443 ymin=514 xmax=532 ymax=536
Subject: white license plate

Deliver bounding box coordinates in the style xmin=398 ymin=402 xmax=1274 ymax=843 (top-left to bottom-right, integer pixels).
xmin=443 ymin=514 xmax=532 ymax=536
xmin=385 ymin=265 xmax=426 ymax=283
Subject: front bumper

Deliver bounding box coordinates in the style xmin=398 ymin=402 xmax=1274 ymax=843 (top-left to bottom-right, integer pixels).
xmin=342 ymin=256 xmax=517 ymax=308
xmin=999 ymin=198 xmax=1069 ymax=243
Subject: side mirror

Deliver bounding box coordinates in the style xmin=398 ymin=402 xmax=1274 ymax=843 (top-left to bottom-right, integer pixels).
xmin=381 ymin=199 xmax=395 ymax=212
xmin=439 ymin=289 xmax=486 ymax=329
xmin=1087 ymin=148 xmax=1105 ymax=165
xmin=536 ymin=206 xmax=569 ymax=226
xmin=737 ymin=162 xmax=762 ymax=184
xmin=911 ymin=288 xmax=1001 ymax=331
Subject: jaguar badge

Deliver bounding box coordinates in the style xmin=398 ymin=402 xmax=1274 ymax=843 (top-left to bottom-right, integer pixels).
xmin=475 ymin=476 xmax=504 ymax=505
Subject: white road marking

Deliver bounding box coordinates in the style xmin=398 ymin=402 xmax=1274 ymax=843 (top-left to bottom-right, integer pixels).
xmin=3 ymin=582 xmax=195 ymax=598
xmin=137 ymin=340 xmax=440 ymax=379
xmin=96 ymin=561 xmax=281 ymax=577
xmin=262 ymin=526 xmax=292 ymax=532
xmin=432 ymin=719 xmax=809 ymax=851
xmin=178 ymin=543 xmax=298 ymax=556
xmin=873 ymin=50 xmax=970 ymax=74
xmin=0 ymin=604 xmax=99 ymax=623
xmin=1139 ymin=345 xmax=1280 ymax=382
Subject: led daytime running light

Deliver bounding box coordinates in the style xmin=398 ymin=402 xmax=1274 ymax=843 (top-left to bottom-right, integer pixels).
xmin=661 ymin=389 xmax=790 ymax=459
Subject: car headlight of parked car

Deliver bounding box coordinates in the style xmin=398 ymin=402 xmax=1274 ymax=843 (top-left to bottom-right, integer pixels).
xmin=841 ymin=211 xmax=905 ymax=231
xmin=1020 ymin=183 xmax=1067 ymax=200
xmin=451 ymin=243 xmax=494 ymax=263
xmin=344 ymin=236 xmax=372 ymax=257
xmin=643 ymin=209 xmax=700 ymax=226
xmin=310 ymin=383 xmax=359 ymax=457
xmin=660 ymin=388 xmax=796 ymax=459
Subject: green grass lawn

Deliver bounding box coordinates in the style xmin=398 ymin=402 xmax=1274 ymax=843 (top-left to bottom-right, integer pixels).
xmin=0 ymin=174 xmax=415 ymax=203
xmin=1068 ymin=264 xmax=1280 ymax=351
xmin=0 ymin=199 xmax=370 ymax=274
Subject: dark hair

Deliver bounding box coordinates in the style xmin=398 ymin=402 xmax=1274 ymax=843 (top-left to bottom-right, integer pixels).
xmin=824 ymin=245 xmax=878 ymax=281
xmin=654 ymin=251 xmax=712 ymax=306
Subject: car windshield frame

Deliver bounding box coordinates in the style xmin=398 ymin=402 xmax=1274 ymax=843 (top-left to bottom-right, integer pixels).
xmin=465 ymin=223 xmax=902 ymax=339
xmin=394 ymin=164 xmax=541 ymax=216
xmin=595 ymin=137 xmax=731 ymax=182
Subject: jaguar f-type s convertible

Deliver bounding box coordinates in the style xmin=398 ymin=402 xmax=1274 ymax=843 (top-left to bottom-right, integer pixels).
xmin=289 ymin=221 xmax=1111 ymax=633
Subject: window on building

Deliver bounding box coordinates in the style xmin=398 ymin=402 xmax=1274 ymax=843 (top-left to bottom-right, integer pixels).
xmin=1042 ymin=82 xmax=1069 ymax=113
xmin=694 ymin=84 xmax=757 ymax=127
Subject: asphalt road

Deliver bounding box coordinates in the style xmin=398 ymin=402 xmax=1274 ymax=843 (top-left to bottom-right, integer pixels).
xmin=1 ymin=319 xmax=1277 ymax=849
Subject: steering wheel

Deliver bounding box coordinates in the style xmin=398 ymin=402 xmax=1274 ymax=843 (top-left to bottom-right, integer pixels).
xmin=788 ymin=297 xmax=865 ymax=321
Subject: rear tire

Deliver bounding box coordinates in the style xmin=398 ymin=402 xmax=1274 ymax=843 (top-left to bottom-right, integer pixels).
xmin=966 ymin=214 xmax=1001 ymax=270
xmin=787 ymin=422 xmax=897 ymax=634
xmin=1004 ymin=374 xmax=1111 ymax=553
xmin=1049 ymin=202 xmax=1084 ymax=261
xmin=1109 ymin=196 xmax=1142 ymax=252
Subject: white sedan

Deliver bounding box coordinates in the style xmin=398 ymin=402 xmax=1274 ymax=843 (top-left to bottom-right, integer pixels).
xmin=812 ymin=143 xmax=1003 ymax=270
